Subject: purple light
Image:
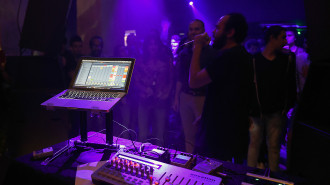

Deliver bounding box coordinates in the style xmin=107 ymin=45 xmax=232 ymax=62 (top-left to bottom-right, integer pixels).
xmin=189 ymin=1 xmax=193 ymax=6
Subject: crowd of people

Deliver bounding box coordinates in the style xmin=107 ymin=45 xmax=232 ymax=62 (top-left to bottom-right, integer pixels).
xmin=52 ymin=13 xmax=311 ymax=172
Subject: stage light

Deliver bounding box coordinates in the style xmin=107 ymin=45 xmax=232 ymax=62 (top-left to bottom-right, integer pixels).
xmin=189 ymin=1 xmax=193 ymax=6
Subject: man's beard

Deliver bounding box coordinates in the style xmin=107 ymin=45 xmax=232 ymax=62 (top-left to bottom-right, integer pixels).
xmin=212 ymin=34 xmax=227 ymax=50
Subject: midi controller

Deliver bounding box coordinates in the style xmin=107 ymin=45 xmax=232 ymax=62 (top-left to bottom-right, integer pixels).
xmin=91 ymin=151 xmax=222 ymax=185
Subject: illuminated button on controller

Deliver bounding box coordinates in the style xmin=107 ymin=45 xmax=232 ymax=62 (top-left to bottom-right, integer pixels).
xmin=153 ymin=179 xmax=160 ymax=185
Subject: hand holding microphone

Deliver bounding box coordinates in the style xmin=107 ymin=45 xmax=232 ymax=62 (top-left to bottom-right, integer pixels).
xmin=193 ymin=32 xmax=211 ymax=48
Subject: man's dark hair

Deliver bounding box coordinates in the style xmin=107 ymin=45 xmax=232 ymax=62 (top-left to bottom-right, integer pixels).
xmin=89 ymin=35 xmax=103 ymax=48
xmin=70 ymin=35 xmax=82 ymax=46
xmin=191 ymin=19 xmax=205 ymax=31
xmin=264 ymin=26 xmax=286 ymax=44
xmin=225 ymin=13 xmax=248 ymax=43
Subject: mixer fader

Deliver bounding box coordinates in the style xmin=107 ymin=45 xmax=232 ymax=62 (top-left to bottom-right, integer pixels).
xmin=91 ymin=151 xmax=222 ymax=185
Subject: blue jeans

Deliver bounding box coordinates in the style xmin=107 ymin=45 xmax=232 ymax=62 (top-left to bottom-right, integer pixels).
xmin=247 ymin=112 xmax=284 ymax=172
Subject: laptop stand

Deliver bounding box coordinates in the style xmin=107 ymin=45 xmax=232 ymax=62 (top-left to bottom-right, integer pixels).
xmin=73 ymin=110 xmax=119 ymax=149
xmin=41 ymin=109 xmax=118 ymax=166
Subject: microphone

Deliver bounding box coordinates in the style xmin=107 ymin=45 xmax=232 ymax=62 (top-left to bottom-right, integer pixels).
xmin=179 ymin=40 xmax=194 ymax=47
xmin=179 ymin=33 xmax=210 ymax=47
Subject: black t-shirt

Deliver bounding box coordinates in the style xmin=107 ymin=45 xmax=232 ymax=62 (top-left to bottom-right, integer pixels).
xmin=177 ymin=45 xmax=216 ymax=95
xmin=196 ymin=45 xmax=253 ymax=160
xmin=250 ymin=52 xmax=297 ymax=115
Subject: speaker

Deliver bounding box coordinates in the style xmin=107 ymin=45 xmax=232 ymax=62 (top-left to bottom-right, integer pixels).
xmin=20 ymin=0 xmax=72 ymax=55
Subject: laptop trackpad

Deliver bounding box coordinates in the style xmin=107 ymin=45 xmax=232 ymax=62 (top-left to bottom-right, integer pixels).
xmin=64 ymin=100 xmax=92 ymax=109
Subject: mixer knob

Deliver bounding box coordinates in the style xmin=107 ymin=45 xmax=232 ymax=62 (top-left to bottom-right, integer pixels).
xmin=128 ymin=162 xmax=133 ymax=173
xmin=165 ymin=176 xmax=171 ymax=182
xmin=146 ymin=169 xmax=150 ymax=178
xmin=140 ymin=168 xmax=145 ymax=177
xmin=145 ymin=169 xmax=150 ymax=177
xmin=124 ymin=163 xmax=128 ymax=172
xmin=135 ymin=166 xmax=139 ymax=175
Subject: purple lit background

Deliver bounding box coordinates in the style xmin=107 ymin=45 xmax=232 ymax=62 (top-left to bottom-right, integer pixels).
xmin=0 ymin=0 xmax=306 ymax=157
xmin=76 ymin=0 xmax=306 ymax=56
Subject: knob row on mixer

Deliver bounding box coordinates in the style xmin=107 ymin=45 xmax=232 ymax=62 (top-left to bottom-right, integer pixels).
xmin=109 ymin=156 xmax=155 ymax=178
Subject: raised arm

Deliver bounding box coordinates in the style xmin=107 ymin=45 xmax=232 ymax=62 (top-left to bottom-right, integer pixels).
xmin=189 ymin=33 xmax=212 ymax=88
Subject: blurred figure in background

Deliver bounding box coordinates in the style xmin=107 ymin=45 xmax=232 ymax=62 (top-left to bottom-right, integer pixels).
xmin=62 ymin=35 xmax=83 ymax=87
xmin=126 ymin=33 xmax=141 ymax=58
xmin=135 ymin=34 xmax=174 ymax=146
xmin=245 ymin=38 xmax=261 ymax=55
xmin=285 ymin=28 xmax=310 ymax=97
xmin=89 ymin=35 xmax=103 ymax=57
xmin=170 ymin=34 xmax=181 ymax=66
xmin=112 ymin=44 xmax=137 ymax=137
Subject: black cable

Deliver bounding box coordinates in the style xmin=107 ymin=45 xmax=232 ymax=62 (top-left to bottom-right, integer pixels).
xmin=113 ymin=120 xmax=138 ymax=152
xmin=115 ymin=129 xmax=137 ymax=152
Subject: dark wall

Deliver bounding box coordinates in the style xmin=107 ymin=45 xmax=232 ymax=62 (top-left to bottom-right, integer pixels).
xmin=288 ymin=0 xmax=330 ymax=183
xmin=19 ymin=0 xmax=71 ymax=55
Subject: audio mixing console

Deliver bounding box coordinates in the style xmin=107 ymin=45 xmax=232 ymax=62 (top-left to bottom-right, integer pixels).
xmin=91 ymin=151 xmax=222 ymax=185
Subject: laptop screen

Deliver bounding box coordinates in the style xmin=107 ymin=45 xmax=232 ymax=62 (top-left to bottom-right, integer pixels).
xmin=72 ymin=57 xmax=135 ymax=92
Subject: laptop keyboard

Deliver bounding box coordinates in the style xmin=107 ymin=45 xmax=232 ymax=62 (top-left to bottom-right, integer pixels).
xmin=59 ymin=90 xmax=119 ymax=101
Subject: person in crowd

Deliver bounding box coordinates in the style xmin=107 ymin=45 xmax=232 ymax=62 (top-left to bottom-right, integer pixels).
xmin=89 ymin=35 xmax=104 ymax=57
xmin=62 ymin=35 xmax=83 ymax=86
xmin=173 ymin=19 xmax=216 ymax=153
xmin=85 ymin=35 xmax=105 ymax=133
xmin=247 ymin=26 xmax=297 ymax=172
xmin=170 ymin=34 xmax=181 ymax=65
xmin=70 ymin=36 xmax=83 ymax=61
xmin=244 ymin=38 xmax=261 ymax=55
xmin=112 ymin=44 xmax=137 ymax=137
xmin=135 ymin=34 xmax=174 ymax=146
xmin=126 ymin=33 xmax=141 ymax=58
xmin=244 ymin=37 xmax=268 ymax=169
xmin=61 ymin=35 xmax=84 ymax=138
xmin=285 ymin=28 xmax=310 ymax=97
xmin=189 ymin=13 xmax=253 ymax=163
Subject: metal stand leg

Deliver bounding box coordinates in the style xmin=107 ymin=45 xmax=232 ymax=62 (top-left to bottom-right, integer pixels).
xmin=42 ymin=109 xmax=117 ymax=166
xmin=105 ymin=110 xmax=114 ymax=145
xmin=80 ymin=111 xmax=87 ymax=142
